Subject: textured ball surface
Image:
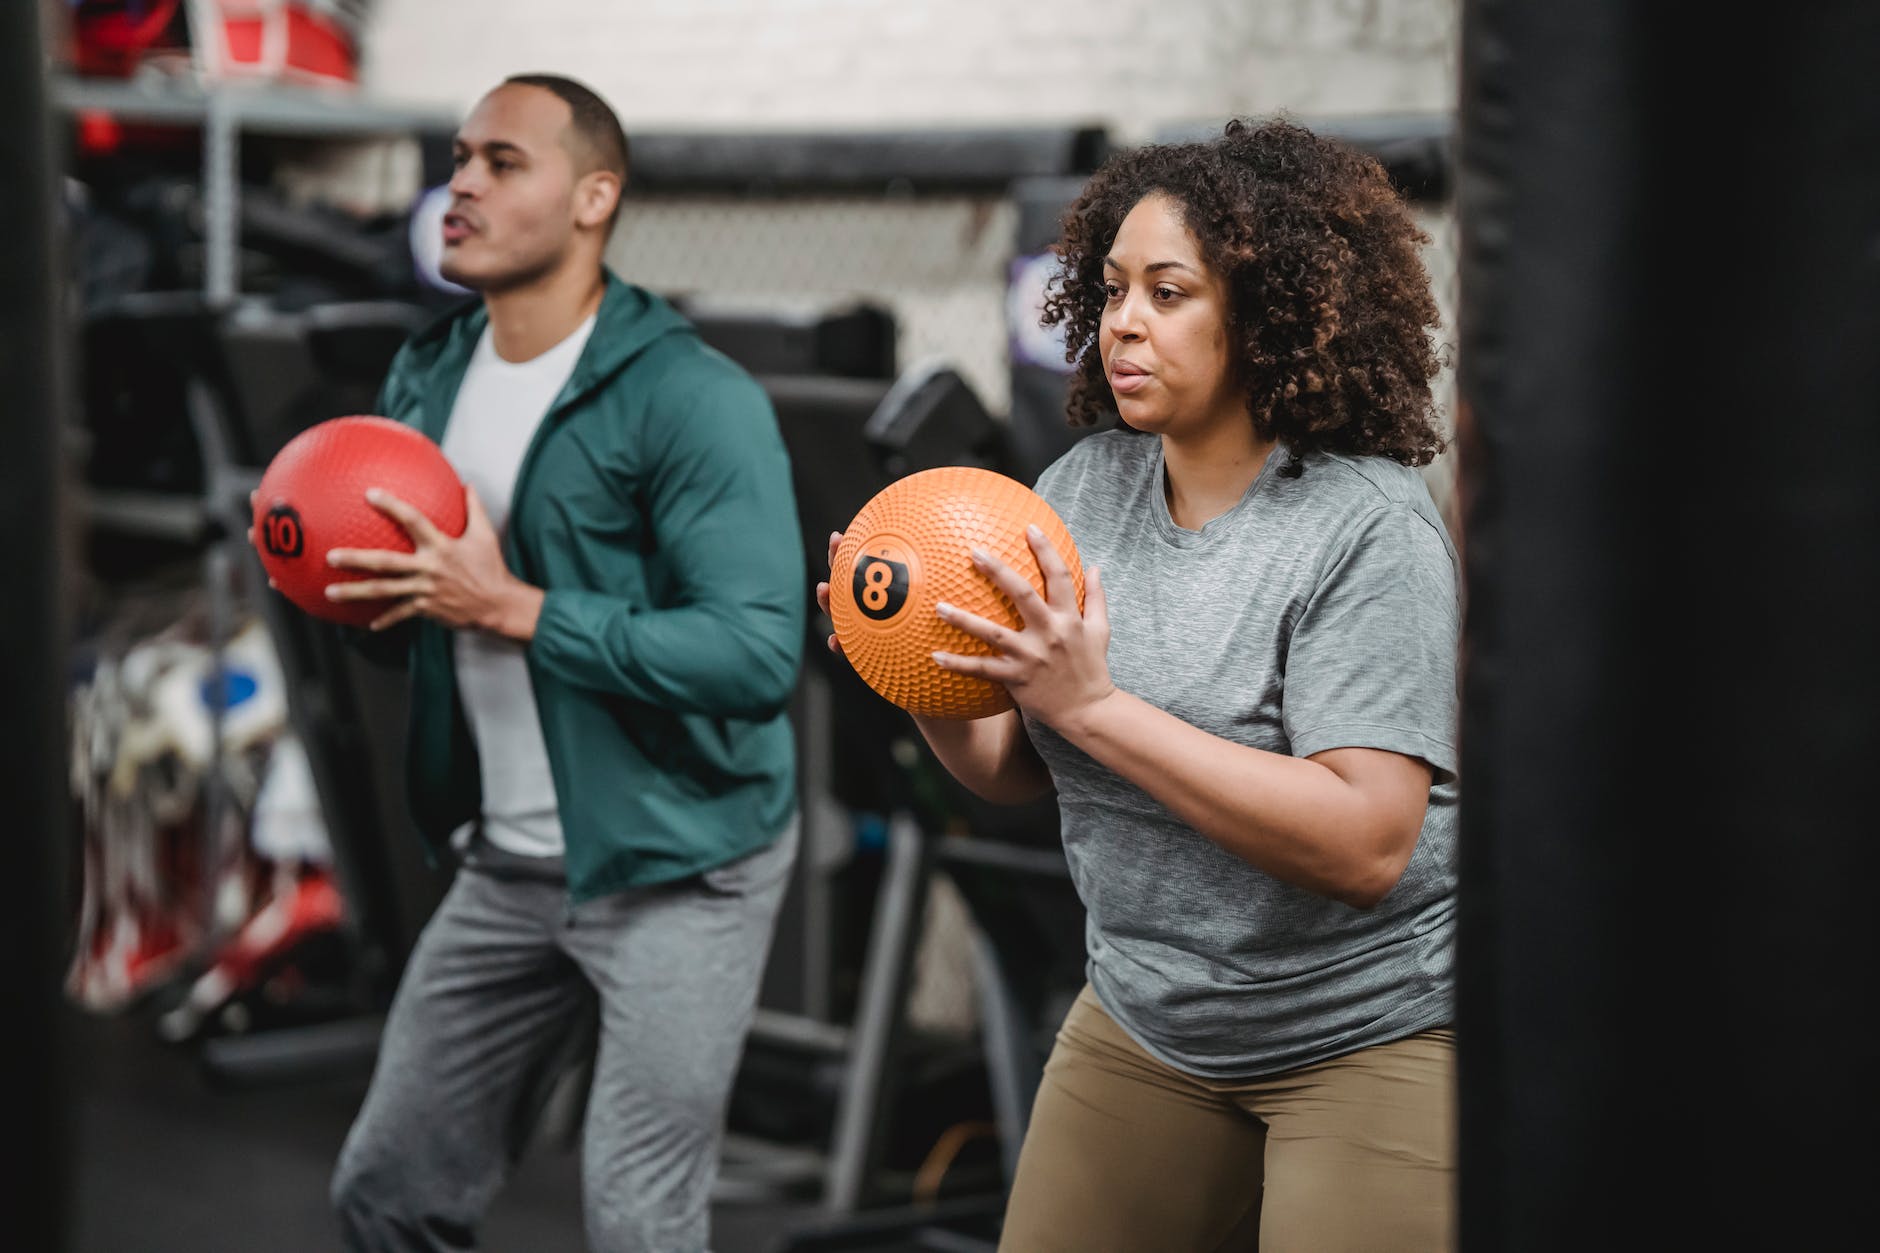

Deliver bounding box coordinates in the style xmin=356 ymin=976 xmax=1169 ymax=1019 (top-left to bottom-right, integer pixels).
xmin=252 ymin=415 xmax=467 ymax=627
xmin=830 ymin=466 xmax=1084 ymax=720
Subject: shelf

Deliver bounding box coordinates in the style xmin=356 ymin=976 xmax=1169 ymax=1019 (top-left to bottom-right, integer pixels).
xmin=53 ymin=74 xmax=459 ymax=138
xmin=55 ymin=74 xmax=459 ymax=302
xmin=79 ymin=488 xmax=215 ymax=544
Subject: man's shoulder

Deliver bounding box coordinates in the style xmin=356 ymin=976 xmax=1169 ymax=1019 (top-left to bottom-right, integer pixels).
xmin=383 ymin=296 xmax=482 ymax=387
xmin=618 ymin=329 xmax=771 ymax=419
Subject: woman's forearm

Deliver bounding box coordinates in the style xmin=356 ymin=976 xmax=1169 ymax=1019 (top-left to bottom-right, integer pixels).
xmin=911 ymin=707 xmax=1055 ymax=805
xmin=1051 ymin=690 xmax=1428 ymax=908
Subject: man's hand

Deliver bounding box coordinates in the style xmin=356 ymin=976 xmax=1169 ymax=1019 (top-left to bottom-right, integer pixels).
xmin=326 ymin=487 xmax=545 ymax=640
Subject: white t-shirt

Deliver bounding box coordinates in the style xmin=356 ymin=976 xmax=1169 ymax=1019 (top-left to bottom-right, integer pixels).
xmin=439 ymin=314 xmax=595 ymax=858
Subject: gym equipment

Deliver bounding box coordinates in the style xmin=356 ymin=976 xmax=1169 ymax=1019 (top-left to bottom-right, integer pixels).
xmin=1004 ymin=176 xmax=1117 ymax=489
xmin=829 ymin=467 xmax=1083 ymax=720
xmin=251 ymin=415 xmax=466 ymax=626
xmin=69 ymin=282 xmax=443 ymax=1091
xmin=680 ymin=300 xmax=898 ymax=381
xmin=863 ymin=360 xmax=1009 ymax=481
xmin=1457 ymin=2 xmax=1880 ymax=1249
xmin=716 ymin=352 xmax=1094 ymax=1247
xmin=220 ymin=298 xmax=431 ymax=466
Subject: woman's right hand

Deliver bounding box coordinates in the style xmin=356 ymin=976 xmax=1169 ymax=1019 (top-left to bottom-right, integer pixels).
xmin=813 ymin=530 xmax=848 ymax=659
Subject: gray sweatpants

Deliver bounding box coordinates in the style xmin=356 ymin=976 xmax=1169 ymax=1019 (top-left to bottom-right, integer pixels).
xmin=331 ymin=821 xmax=798 ymax=1253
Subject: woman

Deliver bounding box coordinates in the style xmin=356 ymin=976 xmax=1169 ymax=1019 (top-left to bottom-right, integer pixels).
xmin=819 ymin=118 xmax=1458 ymax=1252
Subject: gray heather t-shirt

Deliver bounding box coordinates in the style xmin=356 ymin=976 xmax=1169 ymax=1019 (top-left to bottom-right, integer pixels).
xmin=1026 ymin=430 xmax=1461 ymax=1079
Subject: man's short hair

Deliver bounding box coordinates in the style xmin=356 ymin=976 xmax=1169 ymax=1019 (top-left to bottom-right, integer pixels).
xmin=502 ymin=73 xmax=630 ymax=227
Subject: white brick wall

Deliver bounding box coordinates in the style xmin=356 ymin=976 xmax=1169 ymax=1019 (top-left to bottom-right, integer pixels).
xmin=355 ymin=0 xmax=1461 ymax=521
xmin=360 ymin=0 xmax=1458 ymax=135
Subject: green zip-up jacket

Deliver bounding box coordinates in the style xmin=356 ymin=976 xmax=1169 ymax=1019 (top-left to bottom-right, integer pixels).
xmin=372 ymin=273 xmax=805 ymax=903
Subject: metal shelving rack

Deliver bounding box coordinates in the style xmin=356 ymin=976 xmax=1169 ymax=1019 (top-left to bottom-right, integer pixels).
xmin=55 ymin=75 xmax=459 ymax=1046
xmin=55 ymin=75 xmax=459 ymax=303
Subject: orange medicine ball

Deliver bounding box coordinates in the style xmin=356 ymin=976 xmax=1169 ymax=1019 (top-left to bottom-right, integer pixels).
xmin=829 ymin=466 xmax=1084 ymax=720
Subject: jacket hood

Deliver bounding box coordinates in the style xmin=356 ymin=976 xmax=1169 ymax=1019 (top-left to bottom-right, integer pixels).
xmin=398 ymin=271 xmax=696 ymax=421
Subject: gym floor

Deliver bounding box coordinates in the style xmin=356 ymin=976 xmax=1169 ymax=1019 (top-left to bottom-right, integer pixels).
xmin=66 ymin=1005 xmax=823 ymax=1253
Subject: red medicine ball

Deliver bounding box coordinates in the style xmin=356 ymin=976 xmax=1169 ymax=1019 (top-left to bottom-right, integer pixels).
xmin=252 ymin=415 xmax=467 ymax=628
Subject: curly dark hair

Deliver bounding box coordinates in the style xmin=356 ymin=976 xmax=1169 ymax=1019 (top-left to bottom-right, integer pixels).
xmin=1042 ymin=117 xmax=1446 ymax=474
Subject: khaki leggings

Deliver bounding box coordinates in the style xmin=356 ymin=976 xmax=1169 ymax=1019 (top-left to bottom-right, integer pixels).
xmin=998 ymin=985 xmax=1455 ymax=1253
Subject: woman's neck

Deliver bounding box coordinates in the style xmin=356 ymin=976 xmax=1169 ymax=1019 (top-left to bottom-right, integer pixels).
xmin=1161 ymin=422 xmax=1276 ymax=530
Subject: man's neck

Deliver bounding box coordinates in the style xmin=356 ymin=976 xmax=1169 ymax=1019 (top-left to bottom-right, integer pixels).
xmin=482 ymin=261 xmax=606 ymax=363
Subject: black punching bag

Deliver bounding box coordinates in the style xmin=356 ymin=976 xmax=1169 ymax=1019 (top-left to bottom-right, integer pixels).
xmin=1 ymin=0 xmax=74 ymax=1249
xmin=1455 ymin=2 xmax=1880 ymax=1249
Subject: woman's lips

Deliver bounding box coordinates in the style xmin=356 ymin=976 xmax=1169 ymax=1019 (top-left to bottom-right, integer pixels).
xmin=1110 ymin=363 xmax=1150 ymax=394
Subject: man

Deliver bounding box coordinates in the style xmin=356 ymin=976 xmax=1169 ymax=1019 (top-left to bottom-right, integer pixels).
xmin=320 ymin=74 xmax=805 ymax=1252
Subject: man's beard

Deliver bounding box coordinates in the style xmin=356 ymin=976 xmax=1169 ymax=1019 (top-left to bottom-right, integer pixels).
xmin=439 ymin=242 xmax=562 ymax=295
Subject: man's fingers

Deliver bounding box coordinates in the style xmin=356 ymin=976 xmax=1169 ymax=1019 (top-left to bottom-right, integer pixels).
xmin=326 ymin=577 xmax=428 ymax=602
xmin=462 ymin=486 xmax=494 ymax=533
xmin=327 ymin=547 xmax=424 ymax=574
xmin=369 ymin=599 xmax=424 ymax=632
xmin=366 ymin=489 xmax=444 ymax=546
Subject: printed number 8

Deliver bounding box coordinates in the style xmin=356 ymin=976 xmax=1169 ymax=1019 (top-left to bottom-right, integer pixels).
xmin=862 ymin=560 xmax=893 ymax=610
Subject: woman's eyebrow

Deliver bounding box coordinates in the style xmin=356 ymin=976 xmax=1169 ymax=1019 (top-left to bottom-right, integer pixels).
xmin=1103 ymin=256 xmax=1200 ymax=276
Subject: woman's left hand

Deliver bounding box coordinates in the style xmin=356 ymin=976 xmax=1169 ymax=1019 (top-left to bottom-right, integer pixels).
xmin=933 ymin=524 xmax=1115 ymax=730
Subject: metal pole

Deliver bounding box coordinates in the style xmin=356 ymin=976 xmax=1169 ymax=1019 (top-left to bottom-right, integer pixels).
xmin=0 ymin=0 xmax=74 ymax=1245
xmin=203 ymin=93 xmax=239 ymax=304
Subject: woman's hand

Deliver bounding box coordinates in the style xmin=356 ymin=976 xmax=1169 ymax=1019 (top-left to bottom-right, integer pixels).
xmin=812 ymin=530 xmax=849 ymax=660
xmin=933 ymin=525 xmax=1115 ymax=732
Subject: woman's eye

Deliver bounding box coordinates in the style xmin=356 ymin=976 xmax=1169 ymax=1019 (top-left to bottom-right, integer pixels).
xmin=1154 ymin=286 xmax=1181 ymax=302
xmin=1103 ymin=284 xmax=1123 ymax=300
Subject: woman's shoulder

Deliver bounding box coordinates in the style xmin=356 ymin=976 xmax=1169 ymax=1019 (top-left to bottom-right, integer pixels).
xmin=1283 ymin=449 xmax=1446 ymax=522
